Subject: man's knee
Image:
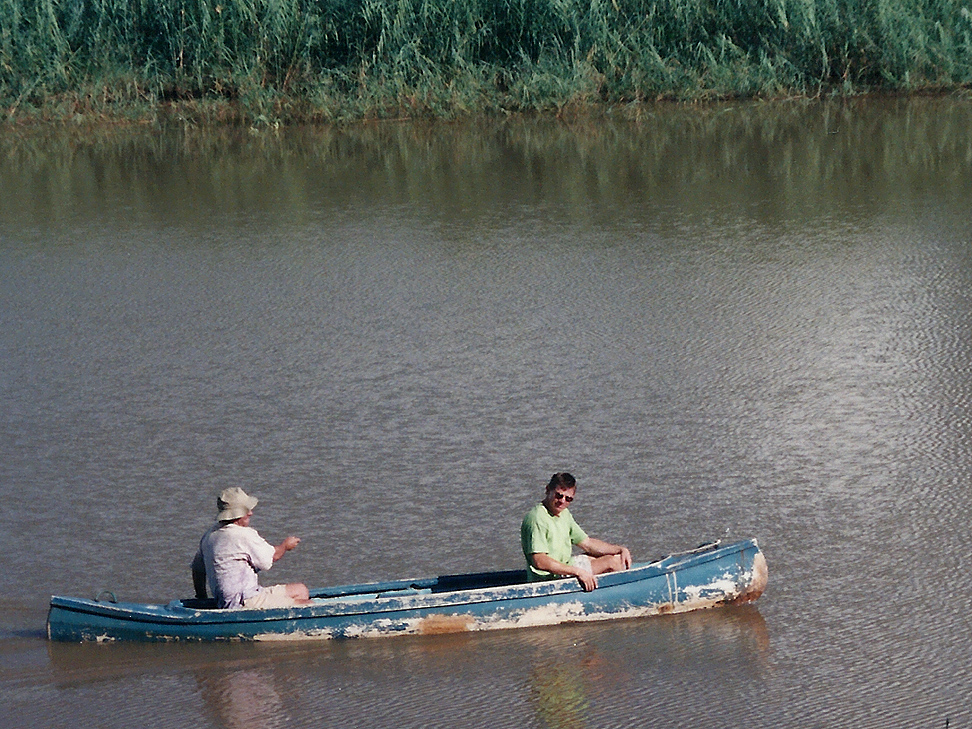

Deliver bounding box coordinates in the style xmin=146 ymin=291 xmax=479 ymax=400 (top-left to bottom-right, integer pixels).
xmin=592 ymin=554 xmax=627 ymax=575
xmin=287 ymin=583 xmax=310 ymax=601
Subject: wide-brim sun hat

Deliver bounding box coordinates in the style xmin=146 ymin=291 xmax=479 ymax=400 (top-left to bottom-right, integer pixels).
xmin=217 ymin=487 xmax=258 ymax=521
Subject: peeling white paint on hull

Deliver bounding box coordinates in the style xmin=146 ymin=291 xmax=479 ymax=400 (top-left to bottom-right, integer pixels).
xmin=253 ymin=580 xmax=756 ymax=642
xmin=49 ymin=538 xmax=768 ymax=643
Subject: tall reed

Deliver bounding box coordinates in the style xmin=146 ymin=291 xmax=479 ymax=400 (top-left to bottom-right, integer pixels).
xmin=2 ymin=0 xmax=970 ymax=122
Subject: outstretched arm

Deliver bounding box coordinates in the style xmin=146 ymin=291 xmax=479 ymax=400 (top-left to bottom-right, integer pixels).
xmin=530 ymin=553 xmax=599 ymax=591
xmin=273 ymin=536 xmax=301 ymax=562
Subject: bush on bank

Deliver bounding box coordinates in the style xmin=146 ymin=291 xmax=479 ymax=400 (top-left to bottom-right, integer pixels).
xmin=2 ymin=0 xmax=970 ymax=123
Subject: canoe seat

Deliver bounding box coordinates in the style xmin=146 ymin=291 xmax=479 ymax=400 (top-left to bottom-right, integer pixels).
xmin=176 ymin=598 xmax=219 ymax=610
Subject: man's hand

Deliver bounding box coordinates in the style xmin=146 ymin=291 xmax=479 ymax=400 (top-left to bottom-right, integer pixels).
xmin=575 ymin=569 xmax=598 ymax=592
xmin=532 ymin=552 xmax=600 ymax=591
xmin=273 ymin=536 xmax=301 ymax=561
xmin=619 ymin=546 xmax=632 ymax=570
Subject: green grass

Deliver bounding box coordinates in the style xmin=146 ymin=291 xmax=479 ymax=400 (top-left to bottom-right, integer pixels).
xmin=2 ymin=0 xmax=971 ymax=123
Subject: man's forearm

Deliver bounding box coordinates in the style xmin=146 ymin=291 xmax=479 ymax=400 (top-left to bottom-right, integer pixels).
xmin=273 ymin=535 xmax=301 ymax=562
xmin=531 ymin=553 xmax=579 ymax=577
xmin=580 ymin=538 xmax=632 ymax=569
xmin=580 ymin=537 xmax=622 ymax=557
xmin=531 ymin=553 xmax=598 ymax=591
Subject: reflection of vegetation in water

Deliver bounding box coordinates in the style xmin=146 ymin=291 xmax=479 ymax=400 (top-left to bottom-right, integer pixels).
xmin=1 ymin=0 xmax=970 ymax=123
xmin=531 ymin=661 xmax=590 ymax=729
xmin=2 ymin=98 xmax=968 ymax=230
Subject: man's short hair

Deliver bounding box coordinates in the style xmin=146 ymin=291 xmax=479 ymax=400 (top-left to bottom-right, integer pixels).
xmin=546 ymin=472 xmax=576 ymax=491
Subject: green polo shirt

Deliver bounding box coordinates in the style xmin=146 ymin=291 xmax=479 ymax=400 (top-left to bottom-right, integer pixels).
xmin=520 ymin=503 xmax=589 ymax=581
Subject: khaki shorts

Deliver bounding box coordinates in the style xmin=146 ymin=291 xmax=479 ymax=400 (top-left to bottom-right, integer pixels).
xmin=242 ymin=585 xmax=297 ymax=609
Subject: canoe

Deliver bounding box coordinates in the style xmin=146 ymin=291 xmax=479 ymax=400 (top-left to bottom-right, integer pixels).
xmin=47 ymin=537 xmax=767 ymax=642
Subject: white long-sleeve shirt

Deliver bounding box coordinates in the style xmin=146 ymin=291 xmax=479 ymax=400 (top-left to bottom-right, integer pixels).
xmin=192 ymin=522 xmax=276 ymax=608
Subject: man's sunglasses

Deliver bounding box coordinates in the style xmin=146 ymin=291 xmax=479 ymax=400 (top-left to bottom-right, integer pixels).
xmin=551 ymin=491 xmax=574 ymax=503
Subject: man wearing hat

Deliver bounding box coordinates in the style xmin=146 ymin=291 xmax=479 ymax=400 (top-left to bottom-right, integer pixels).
xmin=191 ymin=487 xmax=311 ymax=609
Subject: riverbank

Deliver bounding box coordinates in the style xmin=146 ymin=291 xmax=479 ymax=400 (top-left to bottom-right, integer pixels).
xmin=3 ymin=0 xmax=971 ymax=125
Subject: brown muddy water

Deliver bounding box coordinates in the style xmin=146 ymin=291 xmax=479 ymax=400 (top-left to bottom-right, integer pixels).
xmin=1 ymin=97 xmax=971 ymax=728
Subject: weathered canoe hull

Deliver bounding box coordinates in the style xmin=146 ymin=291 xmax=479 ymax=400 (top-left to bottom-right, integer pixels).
xmin=47 ymin=538 xmax=767 ymax=642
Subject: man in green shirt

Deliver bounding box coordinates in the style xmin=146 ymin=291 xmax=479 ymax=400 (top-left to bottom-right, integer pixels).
xmin=520 ymin=472 xmax=632 ymax=591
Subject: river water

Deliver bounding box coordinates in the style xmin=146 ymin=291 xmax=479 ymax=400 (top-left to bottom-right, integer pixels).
xmin=1 ymin=97 xmax=971 ymax=728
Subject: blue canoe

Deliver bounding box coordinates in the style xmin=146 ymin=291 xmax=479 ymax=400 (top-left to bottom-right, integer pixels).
xmin=47 ymin=538 xmax=767 ymax=642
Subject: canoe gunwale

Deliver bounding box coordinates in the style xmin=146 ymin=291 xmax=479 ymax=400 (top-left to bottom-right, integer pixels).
xmin=47 ymin=538 xmax=764 ymax=641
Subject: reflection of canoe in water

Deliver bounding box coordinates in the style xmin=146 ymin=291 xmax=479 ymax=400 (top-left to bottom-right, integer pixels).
xmin=47 ymin=538 xmax=767 ymax=643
